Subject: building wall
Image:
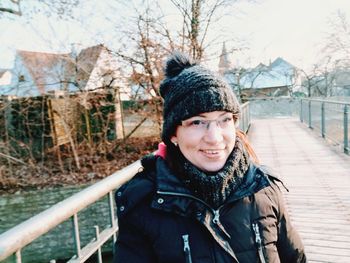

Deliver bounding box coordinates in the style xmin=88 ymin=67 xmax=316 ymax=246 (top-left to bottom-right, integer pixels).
xmin=7 ymin=56 xmax=39 ymax=97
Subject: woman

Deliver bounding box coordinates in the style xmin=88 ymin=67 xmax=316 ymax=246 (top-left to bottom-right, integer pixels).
xmin=113 ymin=52 xmax=306 ymax=263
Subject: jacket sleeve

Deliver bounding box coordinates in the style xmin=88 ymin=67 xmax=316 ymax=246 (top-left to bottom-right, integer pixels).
xmin=113 ymin=216 xmax=156 ymax=263
xmin=272 ymin=183 xmax=307 ymax=263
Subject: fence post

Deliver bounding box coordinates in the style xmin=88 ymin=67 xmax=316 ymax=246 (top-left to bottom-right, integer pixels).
xmin=72 ymin=214 xmax=81 ymax=258
xmin=344 ymin=105 xmax=349 ymax=154
xmin=245 ymin=105 xmax=248 ymax=132
xmin=300 ymin=99 xmax=303 ymax=123
xmin=321 ymin=102 xmax=325 ymax=138
xmin=308 ymin=100 xmax=312 ymax=129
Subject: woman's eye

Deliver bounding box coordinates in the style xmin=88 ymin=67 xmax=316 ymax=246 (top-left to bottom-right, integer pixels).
xmin=220 ymin=117 xmax=233 ymax=123
xmin=191 ymin=120 xmax=203 ymax=126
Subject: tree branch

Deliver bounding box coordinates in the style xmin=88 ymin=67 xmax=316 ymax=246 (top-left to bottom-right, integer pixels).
xmin=0 ymin=7 xmax=22 ymax=16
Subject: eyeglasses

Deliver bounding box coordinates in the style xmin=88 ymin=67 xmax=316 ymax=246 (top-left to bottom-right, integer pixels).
xmin=181 ymin=114 xmax=235 ymax=132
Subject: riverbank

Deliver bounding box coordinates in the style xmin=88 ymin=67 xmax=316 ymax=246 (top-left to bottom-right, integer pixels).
xmin=0 ymin=136 xmax=160 ymax=195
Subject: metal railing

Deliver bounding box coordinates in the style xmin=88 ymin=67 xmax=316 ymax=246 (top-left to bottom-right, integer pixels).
xmin=0 ymin=102 xmax=251 ymax=262
xmin=300 ymin=98 xmax=349 ymax=154
xmin=0 ymin=160 xmax=142 ymax=263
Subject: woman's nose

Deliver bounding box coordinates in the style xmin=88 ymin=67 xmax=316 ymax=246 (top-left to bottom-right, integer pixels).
xmin=203 ymin=122 xmax=223 ymax=143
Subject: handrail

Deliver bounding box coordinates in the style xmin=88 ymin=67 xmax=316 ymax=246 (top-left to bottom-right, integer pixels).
xmin=301 ymin=97 xmax=350 ymax=106
xmin=0 ymin=160 xmax=142 ymax=261
xmin=300 ymin=98 xmax=349 ymax=154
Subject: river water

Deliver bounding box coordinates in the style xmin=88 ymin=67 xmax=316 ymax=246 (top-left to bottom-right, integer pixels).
xmin=0 ymin=185 xmax=115 ymax=262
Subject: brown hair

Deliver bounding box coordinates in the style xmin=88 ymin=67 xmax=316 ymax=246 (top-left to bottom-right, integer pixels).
xmin=236 ymin=129 xmax=260 ymax=164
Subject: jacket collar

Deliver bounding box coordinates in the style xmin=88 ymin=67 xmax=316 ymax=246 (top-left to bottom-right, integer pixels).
xmin=156 ymin=157 xmax=192 ymax=194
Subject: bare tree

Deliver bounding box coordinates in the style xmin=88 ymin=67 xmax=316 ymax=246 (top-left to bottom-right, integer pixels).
xmin=170 ymin=0 xmax=237 ymax=60
xmin=297 ymin=63 xmax=334 ymax=98
xmin=0 ymin=0 xmax=79 ymax=18
xmin=324 ymin=11 xmax=350 ymax=61
xmin=295 ymin=12 xmax=350 ymax=98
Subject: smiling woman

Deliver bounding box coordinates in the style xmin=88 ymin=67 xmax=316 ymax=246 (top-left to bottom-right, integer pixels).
xmin=112 ymin=52 xmax=307 ymax=263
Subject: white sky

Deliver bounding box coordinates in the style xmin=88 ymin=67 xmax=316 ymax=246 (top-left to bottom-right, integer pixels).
xmin=0 ymin=0 xmax=349 ymax=71
xmin=228 ymin=0 xmax=350 ymax=69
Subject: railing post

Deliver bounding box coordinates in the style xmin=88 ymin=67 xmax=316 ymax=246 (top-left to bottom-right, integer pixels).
xmin=308 ymin=100 xmax=312 ymax=129
xmin=72 ymin=213 xmax=81 ymax=258
xmin=108 ymin=191 xmax=117 ymax=247
xmin=94 ymin=226 xmax=103 ymax=263
xmin=15 ymin=250 xmax=22 ymax=263
xmin=245 ymin=106 xmax=247 ymax=130
xmin=321 ymin=102 xmax=325 ymax=138
xmin=344 ymin=105 xmax=349 ymax=154
xmin=300 ymin=99 xmax=303 ymax=123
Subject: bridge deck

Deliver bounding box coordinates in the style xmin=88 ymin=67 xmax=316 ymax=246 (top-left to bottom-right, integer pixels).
xmin=249 ymin=118 xmax=350 ymax=263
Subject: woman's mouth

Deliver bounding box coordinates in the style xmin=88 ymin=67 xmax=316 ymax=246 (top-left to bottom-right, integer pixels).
xmin=200 ymin=149 xmax=224 ymax=158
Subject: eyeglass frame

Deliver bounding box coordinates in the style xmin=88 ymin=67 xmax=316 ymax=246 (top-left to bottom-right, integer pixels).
xmin=180 ymin=113 xmax=239 ymax=132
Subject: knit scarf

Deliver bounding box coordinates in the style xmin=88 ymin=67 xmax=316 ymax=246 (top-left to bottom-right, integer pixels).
xmin=181 ymin=137 xmax=250 ymax=209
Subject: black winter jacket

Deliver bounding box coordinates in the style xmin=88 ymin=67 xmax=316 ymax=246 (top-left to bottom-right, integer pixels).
xmin=113 ymin=156 xmax=306 ymax=263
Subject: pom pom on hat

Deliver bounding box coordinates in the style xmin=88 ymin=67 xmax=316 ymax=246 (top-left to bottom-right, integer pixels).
xmin=164 ymin=51 xmax=196 ymax=78
xmin=159 ymin=52 xmax=240 ymax=146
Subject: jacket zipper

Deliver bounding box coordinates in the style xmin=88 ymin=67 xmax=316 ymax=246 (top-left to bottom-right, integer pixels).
xmin=182 ymin=234 xmax=193 ymax=263
xmin=252 ymin=222 xmax=267 ymax=263
xmin=157 ymin=190 xmax=224 ymax=226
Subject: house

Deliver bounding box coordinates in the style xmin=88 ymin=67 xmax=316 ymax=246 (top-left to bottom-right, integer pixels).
xmin=2 ymin=44 xmax=128 ymax=98
xmin=219 ymin=44 xmax=298 ymax=99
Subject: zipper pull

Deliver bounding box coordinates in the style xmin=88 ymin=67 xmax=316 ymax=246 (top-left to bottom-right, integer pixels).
xmin=182 ymin=234 xmax=190 ymax=252
xmin=252 ymin=223 xmax=267 ymax=263
xmin=252 ymin=223 xmax=262 ymax=246
xmin=212 ymin=210 xmax=220 ymax=224
xmin=212 ymin=209 xmax=231 ymax=238
xmin=182 ymin=234 xmax=193 ymax=263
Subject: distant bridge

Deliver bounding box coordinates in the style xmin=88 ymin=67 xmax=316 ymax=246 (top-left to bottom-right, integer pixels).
xmin=0 ymin=98 xmax=349 ymax=263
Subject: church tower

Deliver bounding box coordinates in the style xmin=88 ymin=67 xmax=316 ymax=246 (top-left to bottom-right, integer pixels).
xmin=218 ymin=42 xmax=231 ymax=74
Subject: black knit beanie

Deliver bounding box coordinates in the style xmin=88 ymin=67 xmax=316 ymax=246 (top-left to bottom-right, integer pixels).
xmin=160 ymin=52 xmax=241 ymax=145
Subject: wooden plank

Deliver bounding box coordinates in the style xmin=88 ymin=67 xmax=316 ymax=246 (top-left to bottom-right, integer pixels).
xmin=303 ymin=239 xmax=350 ymax=249
xmin=297 ymin=232 xmax=350 ymax=243
xmin=306 ymin=245 xmax=350 ymax=257
xmin=48 ymin=98 xmax=78 ymax=146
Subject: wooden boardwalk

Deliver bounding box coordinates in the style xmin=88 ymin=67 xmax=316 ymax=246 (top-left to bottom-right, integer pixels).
xmin=249 ymin=118 xmax=350 ymax=263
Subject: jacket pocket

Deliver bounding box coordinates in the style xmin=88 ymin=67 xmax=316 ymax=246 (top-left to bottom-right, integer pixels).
xmin=252 ymin=222 xmax=267 ymax=263
xmin=182 ymin=234 xmax=193 ymax=263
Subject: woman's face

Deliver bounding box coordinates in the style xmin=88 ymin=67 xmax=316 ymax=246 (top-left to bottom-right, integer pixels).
xmin=171 ymin=111 xmax=236 ymax=172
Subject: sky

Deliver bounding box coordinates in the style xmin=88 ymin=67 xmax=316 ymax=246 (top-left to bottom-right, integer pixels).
xmin=0 ymin=0 xmax=349 ymax=71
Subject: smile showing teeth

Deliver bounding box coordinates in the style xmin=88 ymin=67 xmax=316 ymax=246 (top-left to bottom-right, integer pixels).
xmin=202 ymin=150 xmax=220 ymax=154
